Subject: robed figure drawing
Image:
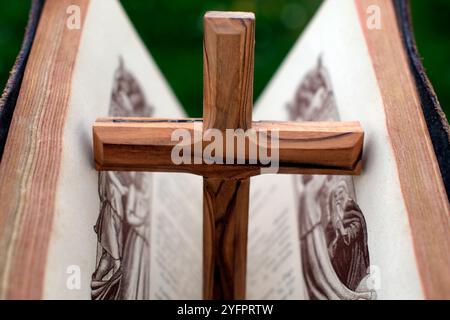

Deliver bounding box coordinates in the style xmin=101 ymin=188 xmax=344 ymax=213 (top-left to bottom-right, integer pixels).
xmin=288 ymin=58 xmax=376 ymax=300
xmin=91 ymin=58 xmax=154 ymax=300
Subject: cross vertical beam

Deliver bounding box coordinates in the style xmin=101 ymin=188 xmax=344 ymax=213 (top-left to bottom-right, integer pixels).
xmin=202 ymin=12 xmax=255 ymax=300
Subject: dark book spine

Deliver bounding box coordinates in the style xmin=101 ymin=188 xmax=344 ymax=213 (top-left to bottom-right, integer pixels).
xmin=0 ymin=0 xmax=45 ymax=161
xmin=394 ymin=0 xmax=450 ymax=201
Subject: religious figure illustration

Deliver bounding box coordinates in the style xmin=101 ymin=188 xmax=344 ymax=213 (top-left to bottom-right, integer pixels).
xmin=91 ymin=57 xmax=154 ymax=300
xmin=288 ymin=57 xmax=376 ymax=300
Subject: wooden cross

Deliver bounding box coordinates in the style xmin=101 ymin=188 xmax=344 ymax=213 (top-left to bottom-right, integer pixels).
xmin=93 ymin=11 xmax=363 ymax=300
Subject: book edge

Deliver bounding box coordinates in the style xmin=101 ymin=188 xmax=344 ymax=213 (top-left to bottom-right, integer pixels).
xmin=355 ymin=0 xmax=450 ymax=299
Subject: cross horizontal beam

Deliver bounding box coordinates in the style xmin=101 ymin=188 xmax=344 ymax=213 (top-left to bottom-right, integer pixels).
xmin=93 ymin=117 xmax=363 ymax=178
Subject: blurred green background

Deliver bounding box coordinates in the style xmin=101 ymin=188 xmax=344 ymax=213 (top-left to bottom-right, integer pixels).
xmin=0 ymin=0 xmax=448 ymax=119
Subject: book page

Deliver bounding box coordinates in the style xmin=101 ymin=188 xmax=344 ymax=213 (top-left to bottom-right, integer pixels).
xmin=252 ymin=0 xmax=423 ymax=299
xmin=44 ymin=0 xmax=202 ymax=299
xmin=247 ymin=175 xmax=306 ymax=299
xmin=150 ymin=173 xmax=202 ymax=299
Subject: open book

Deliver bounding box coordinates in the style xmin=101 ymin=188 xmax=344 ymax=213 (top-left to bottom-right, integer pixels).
xmin=0 ymin=0 xmax=448 ymax=299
